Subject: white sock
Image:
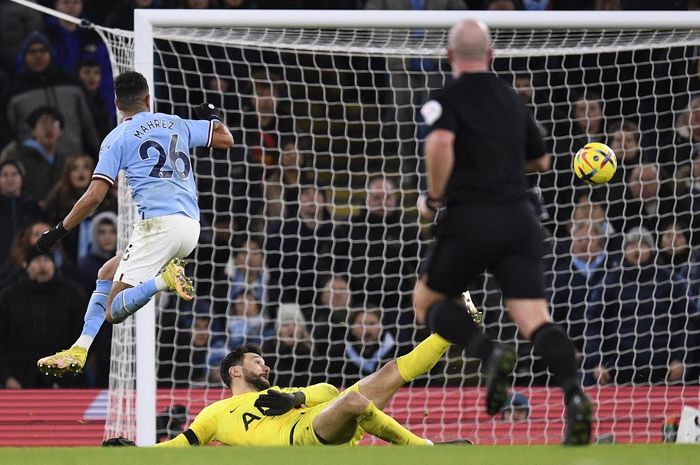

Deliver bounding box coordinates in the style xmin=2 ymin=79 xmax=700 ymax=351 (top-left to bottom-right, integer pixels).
xmin=74 ymin=335 xmax=94 ymax=350
xmin=154 ymin=274 xmax=168 ymax=291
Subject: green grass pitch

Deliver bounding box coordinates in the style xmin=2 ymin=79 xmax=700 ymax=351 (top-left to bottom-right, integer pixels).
xmin=3 ymin=444 xmax=698 ymax=465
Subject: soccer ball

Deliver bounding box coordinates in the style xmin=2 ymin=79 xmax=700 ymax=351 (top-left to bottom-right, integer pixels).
xmin=573 ymin=142 xmax=617 ymax=185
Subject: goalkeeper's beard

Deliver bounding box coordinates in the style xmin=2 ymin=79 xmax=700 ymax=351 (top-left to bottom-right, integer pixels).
xmin=244 ymin=368 xmax=270 ymax=391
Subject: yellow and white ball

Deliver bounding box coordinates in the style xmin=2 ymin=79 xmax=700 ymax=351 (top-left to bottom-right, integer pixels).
xmin=573 ymin=142 xmax=617 ymax=185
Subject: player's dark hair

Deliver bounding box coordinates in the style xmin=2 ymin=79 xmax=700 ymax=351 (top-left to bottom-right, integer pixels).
xmin=26 ymin=106 xmax=64 ymax=129
xmin=114 ymin=71 xmax=149 ymax=111
xmin=219 ymin=343 xmax=262 ymax=388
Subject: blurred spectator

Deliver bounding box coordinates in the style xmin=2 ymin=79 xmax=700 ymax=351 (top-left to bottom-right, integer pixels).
xmin=1 ymin=106 xmax=68 ymax=204
xmin=76 ymin=211 xmax=117 ymax=292
xmin=521 ymin=0 xmax=548 ymax=8
xmin=265 ymin=184 xmax=345 ymax=311
xmin=0 ymin=160 xmax=45 ymax=265
xmin=365 ymin=0 xmax=467 ymax=189
xmin=570 ymin=192 xmax=616 ymax=242
xmin=0 ymin=0 xmax=43 ymax=76
xmin=0 ymin=248 xmax=86 ymax=388
xmin=338 ymin=177 xmax=420 ymax=328
xmin=264 ymin=140 xmax=311 ymax=222
xmin=0 ymin=219 xmax=51 ymax=288
xmin=45 ymin=0 xmax=116 ymax=118
xmin=595 ymin=0 xmax=620 ymax=9
xmin=227 ymin=290 xmax=264 ymax=349
xmin=584 ymin=227 xmax=688 ymax=385
xmin=486 ymin=0 xmax=520 ymax=8
xmin=550 ymin=220 xmax=617 ymax=354
xmin=621 ymin=163 xmax=690 ymax=238
xmin=184 ymin=0 xmax=220 ymax=7
xmin=500 ymin=392 xmax=530 ymax=421
xmin=338 ymin=308 xmax=396 ymax=387
xmin=45 ymin=153 xmax=117 ymax=266
xmin=309 ymin=275 xmax=353 ymax=384
xmin=104 ymin=0 xmax=161 ymax=30
xmin=222 ymin=0 xmax=256 ymax=7
xmin=5 ymin=31 xmax=99 ymax=156
xmin=262 ymin=303 xmax=312 ymax=387
xmin=172 ymin=316 xmax=215 ymax=386
xmin=657 ymin=221 xmax=700 ymax=301
xmin=659 ymin=95 xmax=700 ymax=182
xmin=228 ymin=238 xmax=264 ymax=302
xmin=76 ymin=58 xmax=115 ymax=140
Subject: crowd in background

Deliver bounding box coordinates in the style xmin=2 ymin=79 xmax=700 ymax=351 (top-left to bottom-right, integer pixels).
xmin=1 ymin=0 xmax=700 ymax=391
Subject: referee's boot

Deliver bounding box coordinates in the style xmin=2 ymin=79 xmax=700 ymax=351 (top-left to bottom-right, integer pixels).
xmin=37 ymin=345 xmax=87 ymax=377
xmin=162 ymin=258 xmax=194 ymax=301
xmin=483 ymin=344 xmax=517 ymax=415
xmin=562 ymin=390 xmax=593 ymax=446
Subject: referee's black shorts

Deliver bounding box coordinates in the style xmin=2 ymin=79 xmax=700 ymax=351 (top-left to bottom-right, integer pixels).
xmin=421 ymin=201 xmax=546 ymax=299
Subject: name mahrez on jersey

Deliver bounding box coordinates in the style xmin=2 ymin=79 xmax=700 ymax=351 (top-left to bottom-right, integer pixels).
xmin=132 ymin=119 xmax=176 ymax=139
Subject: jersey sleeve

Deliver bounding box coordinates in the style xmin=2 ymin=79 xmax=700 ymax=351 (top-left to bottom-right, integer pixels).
xmin=187 ymin=404 xmax=219 ymax=445
xmin=421 ymin=93 xmax=456 ymax=134
xmin=282 ymin=383 xmax=339 ymax=407
xmin=524 ymin=108 xmax=547 ymax=161
xmin=183 ymin=118 xmax=215 ymax=148
xmin=93 ymin=136 xmax=123 ymax=186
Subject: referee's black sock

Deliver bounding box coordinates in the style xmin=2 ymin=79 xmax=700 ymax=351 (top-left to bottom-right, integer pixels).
xmin=426 ymin=299 xmax=494 ymax=364
xmin=530 ymin=322 xmax=581 ymax=403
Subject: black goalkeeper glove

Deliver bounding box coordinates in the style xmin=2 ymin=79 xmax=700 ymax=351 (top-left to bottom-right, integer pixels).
xmin=194 ymin=102 xmax=222 ymax=121
xmin=35 ymin=222 xmax=69 ymax=253
xmin=254 ymin=389 xmax=306 ymax=416
xmin=102 ymin=437 xmax=136 ymax=447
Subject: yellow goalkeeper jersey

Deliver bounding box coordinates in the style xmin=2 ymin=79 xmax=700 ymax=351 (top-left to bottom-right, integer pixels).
xmin=188 ymin=384 xmax=339 ymax=446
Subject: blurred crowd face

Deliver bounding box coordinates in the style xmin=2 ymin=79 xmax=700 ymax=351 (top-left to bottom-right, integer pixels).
xmin=242 ymin=240 xmax=263 ymax=271
xmin=367 ymin=179 xmax=397 ymax=218
xmin=30 ymin=222 xmax=51 ymax=246
xmin=574 ymin=97 xmax=603 ymax=133
xmin=32 ymin=113 xmax=63 ymax=150
xmin=487 ymin=0 xmax=516 ymax=10
xmin=298 ymin=186 xmax=321 ymax=220
xmin=192 ymin=317 xmax=210 ymax=348
xmin=78 ymin=64 xmax=101 ymax=93
xmin=350 ymin=310 xmax=382 ymax=343
xmin=67 ymin=155 xmax=94 ymax=190
xmin=624 ymin=237 xmax=652 ymax=266
xmin=25 ymin=43 xmax=51 ymax=73
xmin=689 ymin=97 xmax=700 ymax=139
xmin=280 ymin=142 xmax=303 ymax=170
xmin=660 ymin=223 xmax=689 ymax=260
xmin=253 ymin=82 xmax=277 ymax=117
xmin=55 ymin=0 xmax=83 ymax=18
xmin=571 ymin=221 xmax=604 ymax=262
xmin=609 ymin=126 xmax=640 ymax=162
xmin=628 ymin=164 xmax=659 ymax=201
xmin=27 ymin=255 xmax=55 ymax=283
xmin=0 ymin=163 xmax=22 ymax=197
xmin=321 ymin=276 xmax=352 ymax=310
xmin=232 ymin=292 xmax=260 ymax=318
xmin=187 ymin=0 xmax=211 ymax=8
xmin=572 ymin=195 xmax=606 ymax=225
xmin=514 ymin=76 xmax=533 ymax=105
xmin=96 ymin=222 xmax=118 ymax=254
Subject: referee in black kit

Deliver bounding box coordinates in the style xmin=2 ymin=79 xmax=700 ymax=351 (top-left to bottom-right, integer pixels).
xmin=413 ymin=19 xmax=592 ymax=445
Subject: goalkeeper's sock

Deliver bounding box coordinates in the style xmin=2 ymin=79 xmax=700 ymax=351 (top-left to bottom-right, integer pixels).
xmin=357 ymin=400 xmax=429 ymax=446
xmin=427 ymin=299 xmax=495 ymax=364
xmin=110 ymin=279 xmax=160 ymax=323
xmin=531 ymin=322 xmax=580 ymax=402
xmin=74 ymin=279 xmax=112 ymax=350
xmin=396 ymin=333 xmax=451 ymax=382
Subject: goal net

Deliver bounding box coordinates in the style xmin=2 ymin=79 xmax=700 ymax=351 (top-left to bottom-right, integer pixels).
xmin=93 ymin=10 xmax=700 ymax=445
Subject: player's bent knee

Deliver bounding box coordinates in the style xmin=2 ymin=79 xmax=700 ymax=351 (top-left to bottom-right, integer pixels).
xmin=97 ymin=253 xmax=122 ymax=281
xmin=337 ymin=391 xmax=370 ymax=416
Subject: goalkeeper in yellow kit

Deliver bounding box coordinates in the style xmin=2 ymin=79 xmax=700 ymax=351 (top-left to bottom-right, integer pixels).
xmin=152 ymin=335 xmax=450 ymax=447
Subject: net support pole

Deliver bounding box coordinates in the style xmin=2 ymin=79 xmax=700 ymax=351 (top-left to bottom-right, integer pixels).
xmin=133 ymin=9 xmax=157 ymax=447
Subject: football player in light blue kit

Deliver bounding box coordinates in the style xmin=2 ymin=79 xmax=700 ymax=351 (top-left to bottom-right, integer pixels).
xmin=36 ymin=71 xmax=235 ymax=375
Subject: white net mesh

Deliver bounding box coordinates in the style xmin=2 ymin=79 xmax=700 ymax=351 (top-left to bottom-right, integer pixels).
xmin=96 ymin=20 xmax=700 ymax=444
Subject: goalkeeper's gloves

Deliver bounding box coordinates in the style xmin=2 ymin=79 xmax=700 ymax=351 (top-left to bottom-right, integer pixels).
xmin=254 ymin=389 xmax=306 ymax=416
xmin=102 ymin=437 xmax=136 ymax=447
xmin=35 ymin=222 xmax=69 ymax=253
xmin=194 ymin=102 xmax=222 ymax=121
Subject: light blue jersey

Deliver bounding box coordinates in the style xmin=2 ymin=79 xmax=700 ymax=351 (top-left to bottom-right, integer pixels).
xmin=93 ymin=111 xmax=213 ymax=220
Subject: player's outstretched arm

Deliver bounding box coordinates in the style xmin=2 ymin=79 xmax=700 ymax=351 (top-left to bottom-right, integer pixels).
xmin=153 ymin=429 xmax=200 ymax=448
xmin=36 ymin=179 xmax=110 ymax=252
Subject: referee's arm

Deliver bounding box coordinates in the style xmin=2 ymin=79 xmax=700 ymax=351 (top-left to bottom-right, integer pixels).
xmin=525 ymin=153 xmax=551 ymax=173
xmin=424 ymin=129 xmax=455 ymax=202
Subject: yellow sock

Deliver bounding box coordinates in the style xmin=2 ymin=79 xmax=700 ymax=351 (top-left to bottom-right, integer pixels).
xmin=357 ymin=400 xmax=428 ymax=446
xmin=396 ymin=333 xmax=451 ymax=382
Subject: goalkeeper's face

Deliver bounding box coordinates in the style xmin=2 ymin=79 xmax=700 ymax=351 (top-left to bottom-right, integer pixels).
xmin=241 ymin=354 xmax=271 ymax=391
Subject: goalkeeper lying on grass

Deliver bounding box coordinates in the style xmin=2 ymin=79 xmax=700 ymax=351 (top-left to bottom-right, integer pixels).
xmin=114 ymin=336 xmax=451 ymax=447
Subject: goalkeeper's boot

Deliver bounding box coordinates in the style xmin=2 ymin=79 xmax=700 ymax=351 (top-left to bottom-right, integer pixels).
xmin=483 ymin=344 xmax=517 ymax=415
xmin=37 ymin=346 xmax=87 ymax=377
xmin=161 ymin=258 xmax=194 ymax=301
xmin=562 ymin=390 xmax=593 ymax=446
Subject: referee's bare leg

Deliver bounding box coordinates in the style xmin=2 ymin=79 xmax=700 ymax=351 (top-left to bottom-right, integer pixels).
xmin=414 ymin=277 xmax=592 ymax=445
